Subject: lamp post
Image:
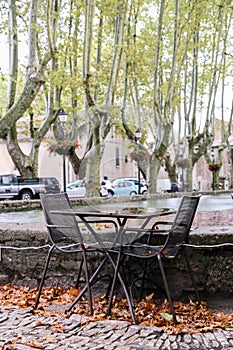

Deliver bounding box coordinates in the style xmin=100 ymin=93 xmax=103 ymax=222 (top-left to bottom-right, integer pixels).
xmin=180 ymin=141 xmax=185 ymax=192
xmin=211 ymin=147 xmax=215 ymax=191
xmin=135 ymin=128 xmax=142 ymax=195
xmin=59 ymin=109 xmax=68 ymax=192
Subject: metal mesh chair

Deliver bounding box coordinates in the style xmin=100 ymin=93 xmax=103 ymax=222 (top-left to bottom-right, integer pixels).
xmin=35 ymin=193 xmax=117 ymax=314
xmin=108 ymin=195 xmax=201 ymax=324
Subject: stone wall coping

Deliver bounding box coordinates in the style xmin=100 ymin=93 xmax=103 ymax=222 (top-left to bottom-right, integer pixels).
xmin=0 ymin=222 xmax=233 ymax=242
xmin=0 ymin=189 xmax=232 ymax=212
xmin=0 ymin=221 xmax=233 ymax=232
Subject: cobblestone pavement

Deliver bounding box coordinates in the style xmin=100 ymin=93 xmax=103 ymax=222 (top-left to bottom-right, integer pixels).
xmin=1 ymin=307 xmax=233 ymax=349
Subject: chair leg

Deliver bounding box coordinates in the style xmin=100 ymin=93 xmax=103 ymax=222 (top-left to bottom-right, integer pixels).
xmin=139 ymin=231 xmax=154 ymax=299
xmin=66 ymin=256 xmax=108 ymax=313
xmin=107 ymin=251 xmax=122 ymax=317
xmin=67 ymin=250 xmax=137 ymax=324
xmin=81 ymin=250 xmax=93 ymax=315
xmin=106 ymin=251 xmax=137 ymax=324
xmin=157 ymin=254 xmax=178 ymax=324
xmin=183 ymin=249 xmax=201 ymax=303
xmin=34 ymin=245 xmax=55 ymax=309
xmin=75 ymin=255 xmax=112 ymax=294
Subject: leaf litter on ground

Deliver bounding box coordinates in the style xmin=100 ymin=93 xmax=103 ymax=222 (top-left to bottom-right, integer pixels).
xmin=0 ymin=284 xmax=232 ymax=335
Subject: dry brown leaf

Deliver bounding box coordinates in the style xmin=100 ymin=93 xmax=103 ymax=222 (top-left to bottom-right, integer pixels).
xmin=51 ymin=322 xmax=67 ymax=333
xmin=104 ymin=224 xmax=112 ymax=228
xmin=2 ymin=339 xmax=18 ymax=349
xmin=162 ymin=249 xmax=167 ymax=257
xmin=1 ymin=284 xmax=233 ymax=335
xmin=26 ymin=340 xmax=44 ymax=349
xmin=144 ymin=250 xmax=153 ymax=256
xmin=145 ymin=293 xmax=154 ymax=302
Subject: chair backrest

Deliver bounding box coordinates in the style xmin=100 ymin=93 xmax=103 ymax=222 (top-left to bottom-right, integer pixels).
xmin=165 ymin=195 xmax=201 ymax=248
xmin=40 ymin=192 xmax=83 ymax=245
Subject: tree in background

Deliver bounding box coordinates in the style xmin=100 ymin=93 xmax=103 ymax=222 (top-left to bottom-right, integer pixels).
xmin=0 ymin=0 xmax=58 ymax=177
xmin=119 ymin=0 xmax=233 ymax=192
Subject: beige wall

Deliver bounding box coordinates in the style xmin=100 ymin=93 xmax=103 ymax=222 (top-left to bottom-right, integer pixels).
xmin=0 ymin=133 xmax=137 ymax=186
xmin=100 ymin=133 xmax=137 ymax=181
xmin=39 ymin=145 xmax=64 ymax=181
xmin=0 ymin=140 xmax=20 ymax=175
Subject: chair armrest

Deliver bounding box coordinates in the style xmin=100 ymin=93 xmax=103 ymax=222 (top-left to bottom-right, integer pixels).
xmin=47 ymin=224 xmax=73 ymax=229
xmin=120 ymin=227 xmax=170 ymax=246
xmin=151 ymin=221 xmax=173 ymax=230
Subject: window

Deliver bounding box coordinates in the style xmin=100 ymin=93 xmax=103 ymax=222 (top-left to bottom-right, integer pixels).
xmin=116 ymin=147 xmax=120 ymax=167
xmin=2 ymin=176 xmax=13 ymax=184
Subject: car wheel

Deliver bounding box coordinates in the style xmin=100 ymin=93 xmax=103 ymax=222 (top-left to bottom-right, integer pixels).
xmin=130 ymin=191 xmax=137 ymax=195
xmin=107 ymin=190 xmax=114 ymax=197
xmin=142 ymin=190 xmax=148 ymax=195
xmin=20 ymin=190 xmax=33 ymax=200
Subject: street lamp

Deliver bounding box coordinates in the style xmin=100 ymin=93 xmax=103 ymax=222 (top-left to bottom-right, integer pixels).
xmin=59 ymin=109 xmax=68 ymax=192
xmin=211 ymin=147 xmax=215 ymax=191
xmin=135 ymin=128 xmax=142 ymax=195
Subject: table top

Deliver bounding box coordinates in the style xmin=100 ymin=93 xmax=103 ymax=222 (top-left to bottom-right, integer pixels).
xmin=51 ymin=206 xmax=175 ymax=219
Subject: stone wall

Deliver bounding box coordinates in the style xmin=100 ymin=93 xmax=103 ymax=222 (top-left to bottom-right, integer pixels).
xmin=0 ymin=189 xmax=230 ymax=212
xmin=147 ymin=227 xmax=233 ymax=297
xmin=0 ymin=222 xmax=232 ymax=298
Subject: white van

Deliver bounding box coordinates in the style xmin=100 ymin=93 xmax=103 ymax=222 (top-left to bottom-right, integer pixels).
xmin=156 ymin=179 xmax=171 ymax=193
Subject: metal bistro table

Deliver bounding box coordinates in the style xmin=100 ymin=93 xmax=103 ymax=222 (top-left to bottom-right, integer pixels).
xmin=51 ymin=206 xmax=175 ymax=323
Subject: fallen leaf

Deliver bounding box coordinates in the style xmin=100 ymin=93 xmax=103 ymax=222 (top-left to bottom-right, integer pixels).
xmin=1 ymin=284 xmax=233 ymax=335
xmin=2 ymin=339 xmax=18 ymax=349
xmin=26 ymin=340 xmax=44 ymax=349
xmin=145 ymin=293 xmax=154 ymax=302
xmin=160 ymin=312 xmax=173 ymax=321
xmin=51 ymin=322 xmax=67 ymax=333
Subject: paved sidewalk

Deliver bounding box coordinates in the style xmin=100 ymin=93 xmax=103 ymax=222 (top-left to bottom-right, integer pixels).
xmin=1 ymin=307 xmax=233 ymax=349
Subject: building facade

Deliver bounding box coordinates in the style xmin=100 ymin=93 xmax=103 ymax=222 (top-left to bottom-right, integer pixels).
xmin=0 ymin=128 xmax=232 ymax=191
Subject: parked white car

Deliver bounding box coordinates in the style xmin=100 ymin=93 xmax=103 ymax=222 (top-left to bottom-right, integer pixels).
xmin=100 ymin=179 xmax=115 ymax=196
xmin=66 ymin=180 xmax=86 ymax=198
xmin=66 ymin=180 xmax=109 ymax=198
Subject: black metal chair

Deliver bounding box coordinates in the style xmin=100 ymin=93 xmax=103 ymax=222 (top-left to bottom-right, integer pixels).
xmin=35 ymin=192 xmax=117 ymax=313
xmin=108 ymin=195 xmax=201 ymax=324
